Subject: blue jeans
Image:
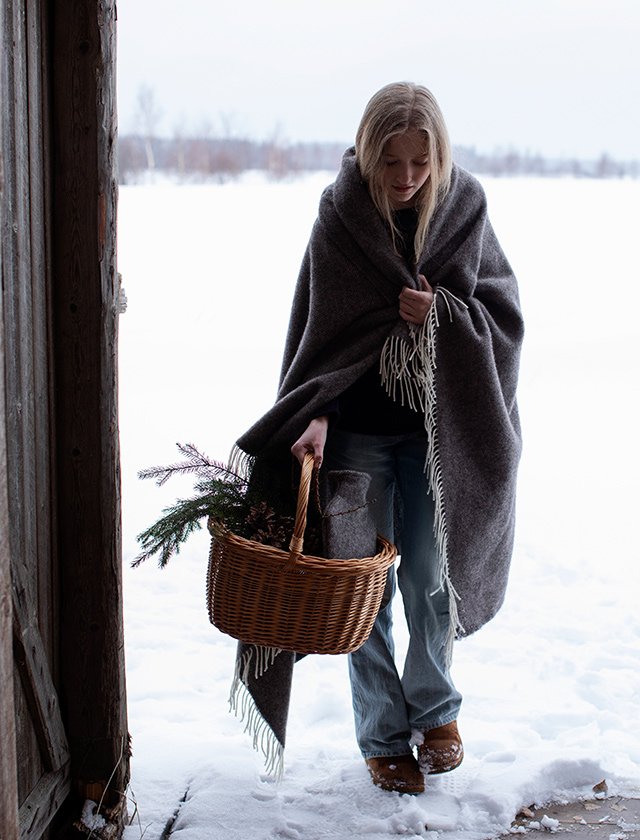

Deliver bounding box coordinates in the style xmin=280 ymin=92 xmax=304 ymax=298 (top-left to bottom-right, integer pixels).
xmin=325 ymin=429 xmax=462 ymax=759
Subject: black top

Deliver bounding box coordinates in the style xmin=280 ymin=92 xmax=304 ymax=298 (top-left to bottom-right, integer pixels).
xmin=320 ymin=208 xmax=424 ymax=436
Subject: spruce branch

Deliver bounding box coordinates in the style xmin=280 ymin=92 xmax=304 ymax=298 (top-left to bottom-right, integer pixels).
xmin=134 ymin=443 xmax=296 ymax=569
xmin=138 ymin=442 xmax=247 ymax=487
xmin=133 ymin=499 xmax=206 ymax=569
xmin=133 ymin=478 xmax=247 ymax=568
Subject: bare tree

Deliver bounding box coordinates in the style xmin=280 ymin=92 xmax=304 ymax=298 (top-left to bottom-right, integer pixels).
xmin=135 ymin=84 xmax=163 ymax=171
xmin=189 ymin=117 xmax=214 ymax=179
xmin=170 ymin=118 xmax=188 ymax=180
xmin=264 ymin=122 xmax=293 ymax=181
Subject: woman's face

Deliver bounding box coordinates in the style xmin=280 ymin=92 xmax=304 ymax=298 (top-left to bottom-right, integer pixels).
xmin=381 ymin=130 xmax=431 ymax=209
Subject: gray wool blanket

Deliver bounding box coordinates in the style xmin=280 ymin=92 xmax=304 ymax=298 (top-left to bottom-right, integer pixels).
xmin=231 ymin=148 xmax=524 ymax=773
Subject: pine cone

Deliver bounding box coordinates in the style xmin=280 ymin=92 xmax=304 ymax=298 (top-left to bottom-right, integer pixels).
xmin=245 ymin=502 xmax=293 ymax=548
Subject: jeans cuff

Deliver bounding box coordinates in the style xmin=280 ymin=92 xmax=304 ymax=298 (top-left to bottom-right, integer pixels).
xmin=361 ymin=748 xmax=415 ymax=760
xmin=410 ymin=712 xmax=459 ymax=741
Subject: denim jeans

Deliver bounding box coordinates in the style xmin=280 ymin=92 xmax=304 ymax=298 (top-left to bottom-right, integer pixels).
xmin=325 ymin=429 xmax=462 ymax=759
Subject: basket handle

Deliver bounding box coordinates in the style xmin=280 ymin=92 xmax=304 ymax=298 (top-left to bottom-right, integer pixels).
xmin=284 ymin=451 xmax=315 ymax=571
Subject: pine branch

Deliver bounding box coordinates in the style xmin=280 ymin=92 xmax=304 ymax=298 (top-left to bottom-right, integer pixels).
xmin=133 ymin=478 xmax=247 ymax=568
xmin=138 ymin=442 xmax=247 ymax=487
xmin=133 ymin=503 xmax=206 ymax=568
xmin=133 ymin=443 xmax=296 ymax=569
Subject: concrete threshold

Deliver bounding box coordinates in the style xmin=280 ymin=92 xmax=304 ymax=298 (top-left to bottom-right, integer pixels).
xmin=509 ymin=796 xmax=640 ymax=839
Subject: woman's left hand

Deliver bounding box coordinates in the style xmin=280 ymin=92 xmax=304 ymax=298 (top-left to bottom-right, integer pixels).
xmin=398 ymin=274 xmax=434 ymax=325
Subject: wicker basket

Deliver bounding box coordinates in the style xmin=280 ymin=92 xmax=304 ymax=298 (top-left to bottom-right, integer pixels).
xmin=206 ymin=452 xmax=397 ymax=654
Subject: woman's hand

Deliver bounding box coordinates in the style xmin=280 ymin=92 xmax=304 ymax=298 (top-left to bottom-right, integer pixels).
xmin=399 ymin=274 xmax=434 ymax=325
xmin=291 ymin=415 xmax=329 ymax=468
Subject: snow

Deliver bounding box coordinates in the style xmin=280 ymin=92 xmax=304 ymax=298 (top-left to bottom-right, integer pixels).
xmin=81 ymin=800 xmax=107 ymax=832
xmin=117 ymin=172 xmax=640 ymax=840
xmin=540 ymin=815 xmax=560 ymax=831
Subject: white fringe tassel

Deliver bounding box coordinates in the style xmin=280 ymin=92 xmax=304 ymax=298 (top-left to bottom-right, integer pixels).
xmin=380 ymin=287 xmax=468 ymax=666
xmin=227 ymin=443 xmax=255 ymax=483
xmin=229 ymin=645 xmax=285 ymax=781
xmin=226 ymin=449 xmax=287 ymax=777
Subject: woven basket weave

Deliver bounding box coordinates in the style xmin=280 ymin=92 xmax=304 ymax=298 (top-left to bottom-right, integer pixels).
xmin=206 ymin=452 xmax=397 ymax=654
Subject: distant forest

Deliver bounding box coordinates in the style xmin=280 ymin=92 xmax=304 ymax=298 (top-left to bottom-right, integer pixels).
xmin=118 ymin=133 xmax=639 ymax=184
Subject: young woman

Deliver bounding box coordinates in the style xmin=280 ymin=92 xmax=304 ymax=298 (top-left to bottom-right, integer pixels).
xmin=235 ymin=82 xmax=523 ymax=794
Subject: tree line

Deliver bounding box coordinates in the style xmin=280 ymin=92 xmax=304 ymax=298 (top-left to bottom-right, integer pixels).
xmin=118 ymin=133 xmax=639 ymax=184
xmin=118 ymin=134 xmax=347 ymax=183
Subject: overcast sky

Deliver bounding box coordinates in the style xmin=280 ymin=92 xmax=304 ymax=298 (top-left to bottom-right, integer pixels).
xmin=117 ymin=0 xmax=640 ymax=159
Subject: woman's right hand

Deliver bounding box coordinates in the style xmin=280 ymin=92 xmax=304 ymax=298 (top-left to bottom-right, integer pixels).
xmin=291 ymin=416 xmax=329 ymax=468
xmin=399 ymin=274 xmax=434 ymax=325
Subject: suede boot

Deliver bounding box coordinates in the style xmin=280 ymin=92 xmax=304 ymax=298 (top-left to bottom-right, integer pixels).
xmin=417 ymin=721 xmax=464 ymax=774
xmin=365 ymin=754 xmax=425 ymax=794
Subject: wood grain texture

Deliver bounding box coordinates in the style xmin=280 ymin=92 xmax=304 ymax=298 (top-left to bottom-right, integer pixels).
xmin=18 ymin=765 xmax=71 ymax=840
xmin=12 ymin=566 xmax=70 ymax=773
xmin=26 ymin=0 xmax=57 ymax=672
xmin=51 ymin=0 xmax=129 ymax=804
xmin=1 ymin=0 xmax=47 ymax=814
xmin=0 ymin=188 xmax=20 ymax=840
xmin=2 ymin=0 xmax=128 ymax=833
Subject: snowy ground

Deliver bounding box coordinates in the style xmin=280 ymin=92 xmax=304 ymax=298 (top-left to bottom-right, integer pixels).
xmin=117 ymin=172 xmax=640 ymax=840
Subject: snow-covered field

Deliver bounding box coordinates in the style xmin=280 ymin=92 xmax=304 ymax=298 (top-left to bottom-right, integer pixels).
xmin=117 ymin=172 xmax=640 ymax=840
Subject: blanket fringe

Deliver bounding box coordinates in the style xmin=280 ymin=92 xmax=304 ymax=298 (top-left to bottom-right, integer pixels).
xmin=225 ymin=449 xmax=286 ymax=777
xmin=380 ymin=287 xmax=467 ymax=665
xmin=229 ymin=645 xmax=285 ymax=781
xmin=228 ymin=443 xmax=255 ymax=483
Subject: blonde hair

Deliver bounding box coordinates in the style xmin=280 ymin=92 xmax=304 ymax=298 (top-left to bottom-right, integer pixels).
xmin=355 ymin=82 xmax=452 ymax=262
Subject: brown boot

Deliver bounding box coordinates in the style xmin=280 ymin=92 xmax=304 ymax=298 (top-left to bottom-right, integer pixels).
xmin=365 ymin=754 xmax=425 ymax=794
xmin=417 ymin=721 xmax=463 ymax=775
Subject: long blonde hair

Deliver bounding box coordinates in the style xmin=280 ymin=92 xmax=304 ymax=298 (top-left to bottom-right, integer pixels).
xmin=355 ymin=82 xmax=452 ymax=262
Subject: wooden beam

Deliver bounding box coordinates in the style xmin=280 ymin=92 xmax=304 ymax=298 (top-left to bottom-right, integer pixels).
xmin=12 ymin=566 xmax=70 ymax=773
xmin=0 ymin=552 xmax=20 ymax=836
xmin=51 ymin=0 xmax=129 ymax=805
xmin=26 ymin=0 xmax=58 ymax=672
xmin=18 ymin=764 xmax=71 ymax=840
xmin=1 ymin=302 xmax=20 ymax=840
xmin=1 ymin=0 xmax=23 ymax=833
xmin=0 ymin=131 xmax=19 ymax=840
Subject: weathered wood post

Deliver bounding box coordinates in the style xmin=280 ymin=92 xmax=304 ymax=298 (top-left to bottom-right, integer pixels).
xmin=1 ymin=0 xmax=41 ymax=836
xmin=1 ymin=259 xmax=20 ymax=840
xmin=51 ymin=0 xmax=129 ymax=811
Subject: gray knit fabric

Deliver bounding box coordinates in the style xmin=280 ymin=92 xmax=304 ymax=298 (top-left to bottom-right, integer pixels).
xmin=237 ymin=148 xmax=523 ymax=636
xmin=322 ymin=470 xmax=378 ymax=561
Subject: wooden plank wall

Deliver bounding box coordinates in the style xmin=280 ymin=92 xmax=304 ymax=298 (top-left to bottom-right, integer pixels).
xmin=1 ymin=214 xmax=20 ymax=840
xmin=0 ymin=0 xmax=64 ymax=827
xmin=0 ymin=6 xmax=23 ymax=836
xmin=1 ymin=0 xmax=73 ymax=837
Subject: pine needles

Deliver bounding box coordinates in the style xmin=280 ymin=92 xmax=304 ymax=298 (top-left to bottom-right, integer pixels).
xmin=137 ymin=442 xmax=245 ymax=487
xmin=133 ymin=443 xmax=294 ymax=568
